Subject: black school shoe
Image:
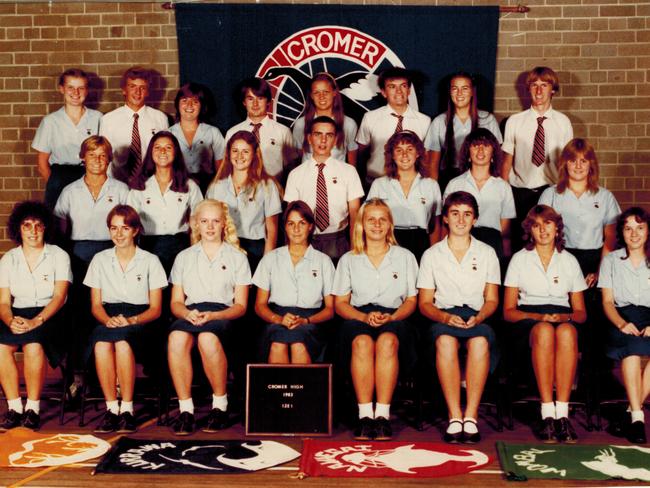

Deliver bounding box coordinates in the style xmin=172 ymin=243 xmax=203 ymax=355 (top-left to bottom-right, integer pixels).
xmin=374 ymin=417 xmax=392 ymax=441
xmin=117 ymin=412 xmax=137 ymax=433
xmin=626 ymin=421 xmax=647 ymax=444
xmin=534 ymin=417 xmax=558 ymax=443
xmin=0 ymin=410 xmax=23 ymax=431
xmin=94 ymin=411 xmax=120 ymax=434
xmin=353 ymin=417 xmax=376 ymax=440
xmin=555 ymin=417 xmax=578 ymax=443
xmin=462 ymin=419 xmax=481 ymax=444
xmin=202 ymin=408 xmax=228 ymax=433
xmin=22 ymin=409 xmax=41 ymax=431
xmin=443 ymin=419 xmax=464 ymax=444
xmin=172 ymin=411 xmax=195 ymax=436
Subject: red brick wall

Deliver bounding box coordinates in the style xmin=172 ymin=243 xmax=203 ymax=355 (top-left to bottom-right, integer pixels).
xmin=0 ymin=1 xmax=648 ymax=251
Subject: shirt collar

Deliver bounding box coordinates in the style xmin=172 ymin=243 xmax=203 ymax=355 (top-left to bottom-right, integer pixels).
xmin=246 ymin=115 xmax=269 ymax=126
xmin=528 ymin=106 xmax=554 ymax=119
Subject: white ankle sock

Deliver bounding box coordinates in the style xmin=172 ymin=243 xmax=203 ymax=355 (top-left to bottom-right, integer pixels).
xmin=358 ymin=403 xmax=373 ymax=419
xmin=25 ymin=399 xmax=40 ymax=414
xmin=7 ymin=398 xmax=23 ymax=414
xmin=106 ymin=400 xmax=119 ymax=414
xmin=463 ymin=417 xmax=478 ymax=434
xmin=541 ymin=402 xmax=556 ymax=419
xmin=212 ymin=394 xmax=227 ymax=411
xmin=179 ymin=398 xmax=194 ymax=414
xmin=555 ymin=401 xmax=569 ymax=419
xmin=375 ymin=403 xmax=390 ymax=420
xmin=120 ymin=401 xmax=134 ymax=414
xmin=631 ymin=410 xmax=645 ymax=423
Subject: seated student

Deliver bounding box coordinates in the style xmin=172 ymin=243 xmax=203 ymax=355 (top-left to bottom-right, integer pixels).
xmin=225 ymin=77 xmax=294 ymax=182
xmin=206 ymin=130 xmax=282 ymax=273
xmin=356 ymin=67 xmax=431 ymax=186
xmin=253 ymin=200 xmax=335 ymax=364
xmin=84 ymin=205 xmax=167 ymax=434
xmin=333 ymin=198 xmax=418 ymax=441
xmin=293 ymin=72 xmax=358 ymax=165
xmin=424 ymin=72 xmax=502 ymax=191
xmin=443 ymin=128 xmax=515 ymax=259
xmin=0 ymin=202 xmax=72 ymax=431
xmin=284 ymin=116 xmax=364 ymax=262
xmin=504 ymin=205 xmax=587 ymax=443
xmin=127 ymin=131 xmax=203 ymax=274
xmin=167 ymin=199 xmax=250 ymax=436
xmin=417 ymin=191 xmax=500 ymax=443
xmin=367 ymin=130 xmax=442 ymax=261
xmin=32 ymin=68 xmax=102 ymax=209
xmin=599 ymin=207 xmax=650 ymax=444
xmin=169 ymin=83 xmax=225 ymax=193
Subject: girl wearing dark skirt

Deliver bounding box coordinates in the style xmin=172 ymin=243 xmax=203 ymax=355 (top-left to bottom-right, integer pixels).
xmin=417 ymin=191 xmax=500 ymax=443
xmin=599 ymin=207 xmax=650 ymax=444
xmin=0 ymin=202 xmax=72 ymax=431
xmin=253 ymin=200 xmax=335 ymax=364
xmin=84 ymin=205 xmax=167 ymax=434
xmin=168 ymin=200 xmax=250 ymax=436
xmin=504 ymin=205 xmax=587 ymax=443
xmin=367 ymin=130 xmax=442 ymax=261
xmin=333 ymin=198 xmax=418 ymax=441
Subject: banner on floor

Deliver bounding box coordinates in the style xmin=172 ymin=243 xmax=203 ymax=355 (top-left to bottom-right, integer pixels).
xmin=175 ymin=4 xmax=499 ymax=132
xmin=0 ymin=427 xmax=111 ymax=468
xmin=299 ymin=439 xmax=490 ymax=477
xmin=94 ymin=438 xmax=299 ymax=474
xmin=497 ymin=442 xmax=650 ymax=482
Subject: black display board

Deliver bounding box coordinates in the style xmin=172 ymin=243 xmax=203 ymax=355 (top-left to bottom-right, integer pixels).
xmin=246 ymin=364 xmax=332 ymax=436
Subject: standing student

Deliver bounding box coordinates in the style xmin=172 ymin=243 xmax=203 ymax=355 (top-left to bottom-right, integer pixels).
xmin=206 ymin=131 xmax=282 ymax=272
xmin=333 ymin=199 xmax=418 ymax=441
xmin=284 ymin=116 xmax=364 ymax=262
xmin=0 ymin=202 xmax=71 ymax=431
xmin=503 ymin=205 xmax=587 ymax=443
xmin=539 ymin=138 xmax=620 ymax=287
xmin=367 ymin=130 xmax=442 ymax=261
xmin=100 ymin=67 xmax=169 ymax=183
xmin=168 ymin=200 xmax=250 ymax=436
xmin=169 ymin=83 xmax=225 ymax=193
xmin=32 ymin=69 xmax=102 ymax=209
xmin=417 ymin=191 xmax=500 ymax=443
xmin=599 ymin=207 xmax=650 ymax=444
xmin=444 ymin=128 xmax=515 ymax=258
xmin=225 ymin=77 xmax=294 ymax=182
xmin=253 ymin=201 xmax=335 ymax=364
xmin=84 ymin=205 xmax=167 ymax=434
xmin=293 ymin=72 xmax=358 ymax=165
xmin=356 ymin=67 xmax=431 ymax=186
xmin=127 ymin=131 xmax=203 ymax=274
xmin=501 ymin=67 xmax=573 ymax=251
xmin=424 ymin=72 xmax=502 ymax=190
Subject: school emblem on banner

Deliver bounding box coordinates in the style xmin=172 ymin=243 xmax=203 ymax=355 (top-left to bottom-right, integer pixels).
xmin=94 ymin=438 xmax=299 ymax=474
xmin=299 ymin=440 xmax=490 ymax=478
xmin=497 ymin=442 xmax=650 ymax=482
xmin=0 ymin=427 xmax=111 ymax=468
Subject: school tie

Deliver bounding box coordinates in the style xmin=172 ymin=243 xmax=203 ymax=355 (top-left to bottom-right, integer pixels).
xmin=128 ymin=113 xmax=142 ymax=177
xmin=314 ymin=163 xmax=329 ymax=232
xmin=532 ymin=116 xmax=546 ymax=167
xmin=391 ymin=113 xmax=404 ymax=133
xmin=251 ymin=122 xmax=262 ymax=142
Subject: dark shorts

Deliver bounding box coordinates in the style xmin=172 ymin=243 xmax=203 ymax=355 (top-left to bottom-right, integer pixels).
xmin=312 ymin=229 xmax=349 ymax=265
xmin=512 ymin=304 xmax=578 ymax=350
xmin=86 ymin=303 xmax=150 ymax=361
xmin=0 ymin=307 xmax=65 ymax=367
xmin=338 ymin=304 xmax=417 ymax=375
xmin=394 ymin=228 xmax=429 ymax=263
xmin=169 ymin=302 xmax=232 ymax=341
xmin=426 ymin=306 xmax=499 ymax=373
xmin=606 ymin=305 xmax=650 ymax=360
xmin=263 ymin=305 xmax=325 ymax=362
xmin=140 ymin=233 xmax=190 ymax=275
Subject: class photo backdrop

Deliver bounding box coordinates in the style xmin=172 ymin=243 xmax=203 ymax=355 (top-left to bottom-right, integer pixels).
xmin=175 ymin=4 xmax=500 ymax=133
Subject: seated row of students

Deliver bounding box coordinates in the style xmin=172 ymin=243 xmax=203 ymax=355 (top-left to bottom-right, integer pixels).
xmin=1 ymin=193 xmax=647 ymax=446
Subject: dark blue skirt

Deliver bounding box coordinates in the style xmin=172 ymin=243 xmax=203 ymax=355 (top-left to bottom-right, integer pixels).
xmin=427 ymin=306 xmax=499 ymax=373
xmin=86 ymin=303 xmax=149 ymax=361
xmin=0 ymin=307 xmax=65 ymax=367
xmin=338 ymin=304 xmax=417 ymax=374
xmin=606 ymin=305 xmax=650 ymax=360
xmin=264 ymin=305 xmax=324 ymax=362
xmin=512 ymin=304 xmax=578 ymax=349
xmin=169 ymin=302 xmax=231 ymax=341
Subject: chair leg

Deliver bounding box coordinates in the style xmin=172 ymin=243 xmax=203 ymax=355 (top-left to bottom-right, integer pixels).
xmin=59 ymin=364 xmax=69 ymax=425
xmin=79 ymin=372 xmax=88 ymax=427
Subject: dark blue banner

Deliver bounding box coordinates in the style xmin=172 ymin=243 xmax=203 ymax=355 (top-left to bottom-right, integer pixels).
xmin=175 ymin=4 xmax=499 ymax=132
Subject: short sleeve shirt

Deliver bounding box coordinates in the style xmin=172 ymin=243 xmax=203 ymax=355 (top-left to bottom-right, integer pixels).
xmin=598 ymin=248 xmax=650 ymax=308
xmin=205 ymin=177 xmax=282 ymax=240
xmin=83 ymin=246 xmax=167 ymax=305
xmin=169 ymin=242 xmax=251 ymax=306
xmin=538 ymin=186 xmax=620 ymax=249
xmin=504 ymin=247 xmax=587 ymax=307
xmin=0 ymin=245 xmax=72 ymax=308
xmin=252 ymin=245 xmax=335 ymax=308
xmin=417 ymin=237 xmax=500 ymax=311
xmin=169 ymin=122 xmax=225 ymax=174
xmin=423 ymin=110 xmax=503 ymax=157
xmin=332 ymin=245 xmax=418 ymax=308
xmin=367 ymin=175 xmax=442 ymax=230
